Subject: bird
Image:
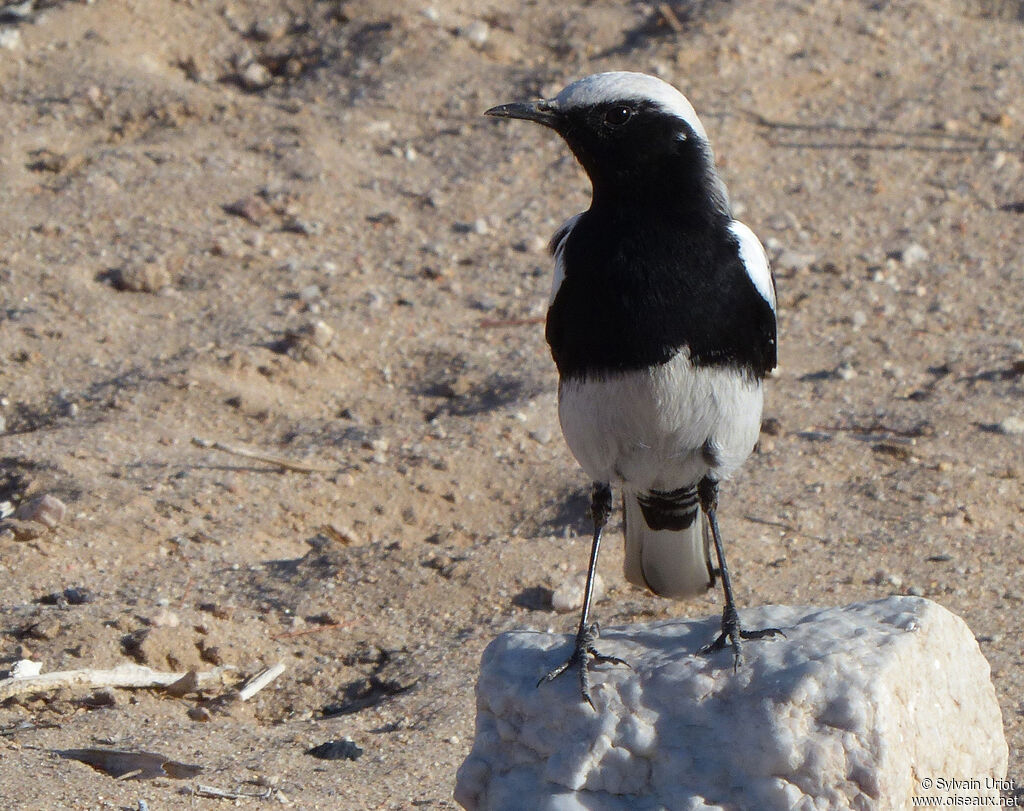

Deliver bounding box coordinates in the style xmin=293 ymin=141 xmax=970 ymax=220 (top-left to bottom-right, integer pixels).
xmin=485 ymin=71 xmax=782 ymax=705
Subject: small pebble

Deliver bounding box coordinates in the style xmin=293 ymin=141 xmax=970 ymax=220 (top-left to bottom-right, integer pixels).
xmin=996 ymin=416 xmax=1024 ymax=436
xmin=111 ymin=262 xmax=172 ymax=293
xmin=240 ymin=61 xmax=273 ymax=91
xmin=460 ymin=20 xmax=489 ymax=48
xmin=552 ymin=571 xmax=605 ymax=613
xmin=149 ymin=608 xmax=180 ymax=628
xmin=14 ymin=494 xmax=67 ymax=528
xmin=6 ymin=519 xmax=43 ymax=541
xmin=444 ymin=375 xmax=472 ymax=397
xmin=225 ymin=195 xmax=273 ymax=225
xmin=774 ymin=249 xmax=817 ymax=272
xmin=0 ymin=29 xmax=22 ymax=50
xmin=528 ymin=427 xmax=553 ymax=445
xmin=899 ymin=243 xmax=929 ymax=267
xmin=10 ymin=659 xmax=43 ymax=678
xmin=251 ymin=16 xmax=288 ymax=41
xmin=84 ymin=688 xmax=118 ymax=707
xmin=27 ymin=617 xmax=61 ymax=640
xmin=307 ymin=320 xmax=334 ymax=348
xmin=835 ymin=362 xmax=857 ymax=381
xmin=38 ymin=586 xmax=95 ymax=606
xmin=306 ymin=738 xmax=363 ymax=761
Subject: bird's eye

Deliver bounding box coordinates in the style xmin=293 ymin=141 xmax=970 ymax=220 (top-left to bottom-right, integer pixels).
xmin=603 ymin=105 xmax=633 ymax=127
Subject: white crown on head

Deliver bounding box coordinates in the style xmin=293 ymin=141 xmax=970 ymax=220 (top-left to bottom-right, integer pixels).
xmin=553 ymin=72 xmax=708 ymax=142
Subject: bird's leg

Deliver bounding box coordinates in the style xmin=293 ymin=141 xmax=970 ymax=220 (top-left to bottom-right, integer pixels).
xmin=697 ymin=477 xmax=783 ymax=671
xmin=539 ymin=481 xmax=630 ymax=707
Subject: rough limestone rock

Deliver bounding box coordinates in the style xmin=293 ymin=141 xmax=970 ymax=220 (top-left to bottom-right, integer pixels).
xmin=455 ymin=598 xmax=1007 ymax=810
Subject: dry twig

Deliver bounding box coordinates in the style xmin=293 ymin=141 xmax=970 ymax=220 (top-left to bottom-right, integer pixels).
xmin=191 ymin=437 xmax=336 ymax=474
xmin=272 ymin=620 xmax=354 ymax=640
xmin=0 ymin=663 xmax=233 ymax=701
xmin=657 ymin=3 xmax=684 ymax=32
xmin=237 ymin=663 xmax=286 ymax=701
xmin=193 ymin=785 xmax=273 ymax=800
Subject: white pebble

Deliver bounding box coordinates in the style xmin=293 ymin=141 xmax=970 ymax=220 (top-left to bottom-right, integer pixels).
xmin=10 ymin=659 xmax=43 ymax=678
xmin=240 ymin=61 xmax=272 ymax=90
xmin=900 ymin=243 xmax=929 ymax=267
xmin=461 ymin=20 xmax=490 ymax=48
xmin=150 ymin=609 xmax=180 ymax=628
xmin=0 ymin=29 xmax=22 ymax=50
xmin=836 ymin=362 xmax=857 ymax=381
xmin=552 ymin=572 xmax=605 ymax=613
xmin=997 ymin=416 xmax=1024 ymax=436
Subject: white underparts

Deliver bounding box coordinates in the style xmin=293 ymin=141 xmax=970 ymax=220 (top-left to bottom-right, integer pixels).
xmin=557 ymin=351 xmax=764 ymax=494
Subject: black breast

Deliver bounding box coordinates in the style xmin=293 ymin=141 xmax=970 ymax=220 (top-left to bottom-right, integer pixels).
xmin=545 ymin=209 xmax=777 ymax=382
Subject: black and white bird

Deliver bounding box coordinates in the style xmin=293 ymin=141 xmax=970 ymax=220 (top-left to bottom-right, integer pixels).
xmin=485 ymin=71 xmax=781 ymax=704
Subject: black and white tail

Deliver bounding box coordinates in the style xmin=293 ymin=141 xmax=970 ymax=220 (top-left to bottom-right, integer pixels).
xmin=622 ymin=486 xmax=715 ymax=599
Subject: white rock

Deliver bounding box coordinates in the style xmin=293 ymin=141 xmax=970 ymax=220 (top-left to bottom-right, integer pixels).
xmin=455 ymin=598 xmax=1007 ymax=810
xmin=460 ymin=20 xmax=490 ymax=48
xmin=307 ymin=319 xmax=334 ymax=348
xmin=900 ymin=243 xmax=929 ymax=267
xmin=0 ymin=29 xmax=21 ymax=51
xmin=551 ymin=572 xmax=605 ymax=614
xmin=996 ymin=415 xmax=1024 ymax=436
xmin=149 ymin=608 xmax=180 ymax=628
xmin=10 ymin=659 xmax=43 ymax=679
xmin=835 ymin=361 xmax=857 ymax=380
xmin=240 ymin=61 xmax=273 ymax=90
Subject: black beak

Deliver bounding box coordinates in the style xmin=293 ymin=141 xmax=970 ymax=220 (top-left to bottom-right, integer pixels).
xmin=484 ymin=100 xmax=561 ymax=129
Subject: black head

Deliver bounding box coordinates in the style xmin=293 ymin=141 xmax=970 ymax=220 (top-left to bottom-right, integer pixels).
xmin=486 ymin=71 xmax=728 ymax=213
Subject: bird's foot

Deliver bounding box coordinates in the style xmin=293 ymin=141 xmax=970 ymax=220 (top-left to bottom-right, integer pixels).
xmin=698 ymin=604 xmax=784 ymax=672
xmin=538 ymin=623 xmax=631 ymax=708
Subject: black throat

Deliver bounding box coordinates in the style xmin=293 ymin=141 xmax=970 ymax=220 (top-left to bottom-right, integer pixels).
xmin=545 ymin=190 xmax=776 ymax=383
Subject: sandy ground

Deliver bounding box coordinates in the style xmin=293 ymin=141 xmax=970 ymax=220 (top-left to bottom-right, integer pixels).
xmin=0 ymin=0 xmax=1022 ymax=807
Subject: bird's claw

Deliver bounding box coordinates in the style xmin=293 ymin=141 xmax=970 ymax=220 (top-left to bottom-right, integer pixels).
xmin=538 ymin=623 xmax=631 ymax=707
xmin=699 ymin=606 xmax=784 ymax=671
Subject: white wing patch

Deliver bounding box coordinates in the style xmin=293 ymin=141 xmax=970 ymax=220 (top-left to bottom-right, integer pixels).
xmin=549 ymin=213 xmax=581 ymax=304
xmin=728 ymin=220 xmax=775 ymax=312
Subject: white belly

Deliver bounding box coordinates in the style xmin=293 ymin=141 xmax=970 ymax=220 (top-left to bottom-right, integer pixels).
xmin=557 ymin=351 xmax=763 ymax=492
